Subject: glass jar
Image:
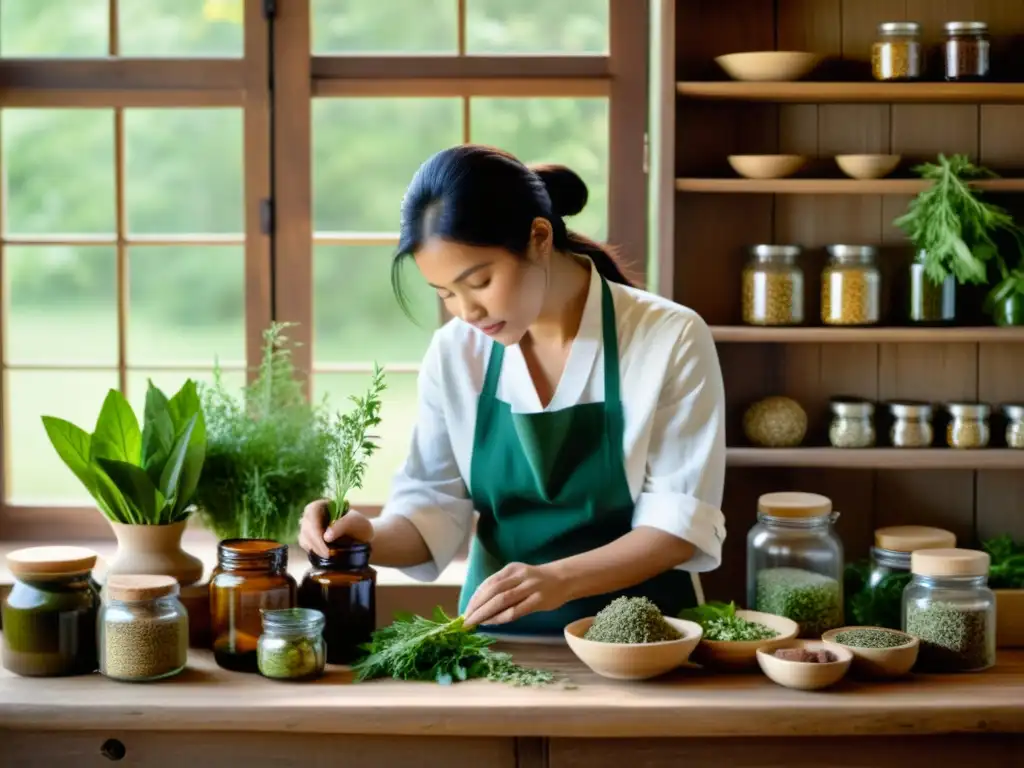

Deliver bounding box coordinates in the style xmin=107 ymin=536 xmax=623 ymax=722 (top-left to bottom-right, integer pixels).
xmin=741 ymin=245 xmax=804 ymax=326
xmin=909 ymin=251 xmax=956 ymax=324
xmin=747 ymin=492 xmax=844 ymax=638
xmin=945 ymin=402 xmax=991 ymax=449
xmin=99 ymin=575 xmax=188 ymax=682
xmin=872 ymin=21 xmax=924 ymax=81
xmin=828 ymin=397 xmax=875 ymax=448
xmin=845 ymin=526 xmax=956 ymax=630
xmin=903 ymin=548 xmax=996 ymax=672
xmin=1 ymin=546 xmax=99 ymax=677
xmin=887 ymin=401 xmax=934 ymax=448
xmin=298 ymin=540 xmax=376 ymax=665
xmin=210 ymin=539 xmax=296 ymax=673
xmin=1003 ymin=404 xmax=1024 ymax=449
xmin=944 ymin=21 xmax=990 ymax=81
xmin=257 ymin=607 xmax=327 ymax=681
xmin=821 ymin=245 xmax=881 ymax=326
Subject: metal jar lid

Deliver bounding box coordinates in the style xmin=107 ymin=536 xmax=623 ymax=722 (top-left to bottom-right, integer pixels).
xmin=878 ymin=21 xmax=921 ymax=35
xmin=826 ymin=244 xmax=878 ymax=263
xmin=749 ymin=244 xmax=801 ymax=260
xmin=1003 ymin=403 xmax=1024 ymax=421
xmin=946 ymin=402 xmax=991 ymax=419
xmin=887 ymin=400 xmax=933 ymax=420
xmin=830 ymin=397 xmax=874 ymax=418
xmin=945 ymin=21 xmax=988 ymax=34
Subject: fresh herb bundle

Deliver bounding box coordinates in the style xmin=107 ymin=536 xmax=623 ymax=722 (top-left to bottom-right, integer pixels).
xmin=678 ymin=601 xmax=779 ymax=642
xmin=982 ymin=534 xmax=1024 ymax=589
xmin=843 ymin=560 xmax=911 ymax=630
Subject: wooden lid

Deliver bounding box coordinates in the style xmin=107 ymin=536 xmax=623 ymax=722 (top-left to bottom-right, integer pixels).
xmin=875 ymin=526 xmax=957 ymax=552
xmin=757 ymin=491 xmax=832 ymax=518
xmin=105 ymin=574 xmax=179 ymax=601
xmin=911 ymin=548 xmax=990 ymax=578
xmin=7 ymin=546 xmax=98 ymax=577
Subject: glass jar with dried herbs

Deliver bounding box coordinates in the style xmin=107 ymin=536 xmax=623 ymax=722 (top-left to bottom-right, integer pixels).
xmin=257 ymin=608 xmax=326 ymax=681
xmin=872 ymin=21 xmax=924 ymax=81
xmin=945 ymin=402 xmax=991 ymax=449
xmin=1003 ymin=404 xmax=1024 ymax=449
xmin=944 ymin=21 xmax=990 ymax=81
xmin=887 ymin=401 xmax=934 ymax=448
xmin=828 ymin=397 xmax=875 ymax=449
xmin=821 ymin=245 xmax=881 ymax=326
xmin=741 ymin=245 xmax=804 ymax=326
xmin=100 ymin=574 xmax=188 ymax=682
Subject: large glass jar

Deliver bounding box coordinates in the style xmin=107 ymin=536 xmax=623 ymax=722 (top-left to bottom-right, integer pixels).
xmin=1003 ymin=404 xmax=1024 ymax=449
xmin=741 ymin=245 xmax=804 ymax=326
xmin=908 ymin=251 xmax=956 ymax=324
xmin=210 ymin=539 xmax=296 ymax=673
xmin=257 ymin=608 xmax=327 ymax=681
xmin=99 ymin=574 xmax=188 ymax=682
xmin=903 ymin=548 xmax=996 ymax=672
xmin=887 ymin=401 xmax=934 ymax=448
xmin=1 ymin=546 xmax=99 ymax=677
xmin=747 ymin=492 xmax=844 ymax=638
xmin=945 ymin=402 xmax=991 ymax=449
xmin=821 ymin=245 xmax=881 ymax=326
xmin=872 ymin=21 xmax=924 ymax=81
xmin=828 ymin=397 xmax=875 ymax=449
xmin=298 ymin=540 xmax=376 ymax=665
xmin=944 ymin=21 xmax=990 ymax=81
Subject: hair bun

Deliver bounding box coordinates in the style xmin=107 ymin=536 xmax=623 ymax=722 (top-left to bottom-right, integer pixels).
xmin=531 ymin=164 xmax=588 ymax=218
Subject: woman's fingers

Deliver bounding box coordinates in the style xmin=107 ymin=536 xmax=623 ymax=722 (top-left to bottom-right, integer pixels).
xmin=298 ymin=499 xmax=332 ymax=557
xmin=464 ymin=578 xmax=531 ymax=627
xmin=463 ymin=566 xmax=521 ymax=620
xmin=324 ymin=509 xmax=375 ymax=544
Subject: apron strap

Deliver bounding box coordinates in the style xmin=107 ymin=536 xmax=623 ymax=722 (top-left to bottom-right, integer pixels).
xmin=598 ymin=277 xmax=621 ymax=408
xmin=480 ymin=337 xmax=505 ymax=400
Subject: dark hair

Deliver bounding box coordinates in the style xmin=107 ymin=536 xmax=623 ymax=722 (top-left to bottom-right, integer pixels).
xmin=392 ymin=144 xmax=633 ymax=312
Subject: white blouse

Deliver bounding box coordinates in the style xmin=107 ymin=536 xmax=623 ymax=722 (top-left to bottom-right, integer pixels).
xmin=379 ymin=261 xmax=727 ymax=597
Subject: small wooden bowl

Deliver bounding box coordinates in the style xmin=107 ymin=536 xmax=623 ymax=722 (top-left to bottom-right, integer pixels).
xmin=835 ymin=154 xmax=901 ymax=179
xmin=564 ymin=616 xmax=703 ymax=680
xmin=756 ymin=639 xmax=852 ymax=690
xmin=693 ymin=610 xmax=800 ymax=670
xmin=716 ymin=51 xmax=822 ymax=82
xmin=821 ymin=626 xmax=919 ymax=679
xmin=728 ymin=154 xmax=806 ymax=180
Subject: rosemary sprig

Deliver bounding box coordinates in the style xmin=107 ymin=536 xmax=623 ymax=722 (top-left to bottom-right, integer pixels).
xmin=326 ymin=363 xmax=386 ymax=523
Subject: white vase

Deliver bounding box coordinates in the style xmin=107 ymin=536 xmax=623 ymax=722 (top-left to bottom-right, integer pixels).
xmin=106 ymin=520 xmax=204 ymax=586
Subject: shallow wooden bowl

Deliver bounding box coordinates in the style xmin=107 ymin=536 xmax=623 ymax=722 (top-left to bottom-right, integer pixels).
xmin=821 ymin=626 xmax=919 ymax=679
xmin=564 ymin=616 xmax=703 ymax=680
xmin=756 ymin=639 xmax=852 ymax=691
xmin=728 ymin=154 xmax=806 ymax=180
xmin=835 ymin=154 xmax=901 ymax=179
xmin=715 ymin=51 xmax=822 ymax=82
xmin=693 ymin=610 xmax=800 ymax=670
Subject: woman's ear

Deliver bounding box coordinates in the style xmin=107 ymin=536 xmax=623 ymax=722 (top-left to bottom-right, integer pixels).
xmin=528 ymin=217 xmax=554 ymax=263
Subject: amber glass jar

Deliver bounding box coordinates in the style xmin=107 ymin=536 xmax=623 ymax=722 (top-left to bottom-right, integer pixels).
xmin=298 ymin=540 xmax=376 ymax=665
xmin=210 ymin=539 xmax=296 ymax=673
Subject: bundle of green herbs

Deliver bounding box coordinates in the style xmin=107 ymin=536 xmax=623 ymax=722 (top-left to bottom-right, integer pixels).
xmin=982 ymin=534 xmax=1024 ymax=589
xmin=584 ymin=596 xmax=681 ymax=644
xmin=843 ymin=560 xmax=911 ymax=630
xmin=678 ymin=601 xmax=779 ymax=642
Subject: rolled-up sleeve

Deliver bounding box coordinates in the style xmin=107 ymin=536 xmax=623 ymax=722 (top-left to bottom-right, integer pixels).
xmin=379 ymin=333 xmax=475 ymax=582
xmin=631 ymin=314 xmax=727 ymax=572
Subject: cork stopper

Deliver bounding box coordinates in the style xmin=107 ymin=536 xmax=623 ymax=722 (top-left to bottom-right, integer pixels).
xmin=757 ymin=491 xmax=832 ymax=518
xmin=875 ymin=525 xmax=957 ymax=552
xmin=106 ymin=574 xmax=179 ymax=602
xmin=911 ymin=548 xmax=990 ymax=578
xmin=7 ymin=546 xmax=98 ymax=578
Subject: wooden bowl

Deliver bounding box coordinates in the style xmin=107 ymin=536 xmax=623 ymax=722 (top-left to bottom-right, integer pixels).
xmin=564 ymin=616 xmax=703 ymax=680
xmin=756 ymin=639 xmax=852 ymax=690
xmin=821 ymin=626 xmax=919 ymax=679
xmin=693 ymin=610 xmax=800 ymax=670
xmin=715 ymin=51 xmax=822 ymax=82
xmin=728 ymin=154 xmax=806 ymax=180
xmin=835 ymin=154 xmax=901 ymax=179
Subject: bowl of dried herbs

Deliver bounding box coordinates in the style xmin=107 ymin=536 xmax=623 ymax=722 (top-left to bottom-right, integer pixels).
xmin=679 ymin=602 xmax=799 ymax=670
xmin=821 ymin=625 xmax=919 ymax=679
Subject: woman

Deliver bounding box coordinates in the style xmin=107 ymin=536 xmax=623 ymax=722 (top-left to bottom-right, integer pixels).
xmin=299 ymin=144 xmax=726 ymax=636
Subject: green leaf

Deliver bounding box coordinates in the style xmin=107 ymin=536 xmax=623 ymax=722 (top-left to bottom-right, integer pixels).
xmin=141 ymin=382 xmax=175 ymax=487
xmin=167 ymin=379 xmax=201 ymax=435
xmin=91 ymin=389 xmax=142 ymax=464
xmin=97 ymin=458 xmax=161 ymax=524
xmin=40 ymin=416 xmax=119 ymax=522
xmin=89 ymin=464 xmax=135 ymax=524
xmin=159 ymin=413 xmax=198 ymax=521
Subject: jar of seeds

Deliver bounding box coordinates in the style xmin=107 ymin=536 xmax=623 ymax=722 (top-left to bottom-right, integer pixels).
xmin=887 ymin=401 xmax=934 ymax=448
xmin=741 ymin=245 xmax=804 ymax=326
xmin=903 ymin=548 xmax=996 ymax=672
xmin=1003 ymin=404 xmax=1024 ymax=449
xmin=828 ymin=397 xmax=875 ymax=448
xmin=945 ymin=402 xmax=991 ymax=449
xmin=944 ymin=21 xmax=990 ymax=81
xmin=99 ymin=575 xmax=188 ymax=682
xmin=821 ymin=245 xmax=881 ymax=326
xmin=872 ymin=21 xmax=924 ymax=81
xmin=257 ymin=608 xmax=327 ymax=681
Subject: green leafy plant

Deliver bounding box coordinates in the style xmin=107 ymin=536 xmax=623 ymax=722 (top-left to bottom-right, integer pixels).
xmin=42 ymin=380 xmax=206 ymax=525
xmin=982 ymin=534 xmax=1024 ymax=589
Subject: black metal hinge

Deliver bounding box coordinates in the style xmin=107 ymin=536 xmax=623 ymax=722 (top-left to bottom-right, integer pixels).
xmin=260 ymin=198 xmax=275 ymax=235
xmin=262 ymin=0 xmax=277 ymax=20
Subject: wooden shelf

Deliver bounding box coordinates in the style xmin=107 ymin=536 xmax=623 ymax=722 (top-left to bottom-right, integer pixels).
xmin=676 ymin=81 xmax=1024 ymax=104
xmin=675 ymin=178 xmax=1024 ymax=194
xmin=710 ymin=326 xmax=1024 ymax=343
xmin=727 ymin=448 xmax=1024 ymax=469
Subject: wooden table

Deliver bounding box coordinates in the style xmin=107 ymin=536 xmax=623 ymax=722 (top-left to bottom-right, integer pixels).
xmin=2 ymin=642 xmax=1022 ymax=767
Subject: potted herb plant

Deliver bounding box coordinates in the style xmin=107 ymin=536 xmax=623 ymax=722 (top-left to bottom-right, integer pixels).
xmin=982 ymin=534 xmax=1024 ymax=648
xmin=42 ymin=380 xmax=207 ymax=585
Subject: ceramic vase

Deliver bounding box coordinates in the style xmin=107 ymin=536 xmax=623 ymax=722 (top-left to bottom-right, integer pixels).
xmin=106 ymin=520 xmax=204 ymax=586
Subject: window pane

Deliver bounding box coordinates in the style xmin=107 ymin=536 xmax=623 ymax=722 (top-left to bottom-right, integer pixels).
xmin=470 ymin=97 xmax=609 ymax=239
xmin=8 ymin=370 xmax=119 ymax=503
xmin=314 ymin=245 xmax=436 ymax=365
xmin=125 ymin=108 xmax=243 ymax=234
xmin=5 ymin=246 xmax=117 ymax=365
xmin=312 ymin=372 xmax=418 ymax=505
xmin=2 ymin=109 xmax=115 ymax=235
xmin=119 ymin=0 xmax=244 ymax=57
xmin=0 ymin=0 xmax=108 ymax=57
xmin=126 ymin=368 xmax=246 ymax=416
xmin=466 ymin=0 xmax=608 ymax=54
xmin=128 ymin=246 xmax=245 ymax=366
xmin=312 ymin=0 xmax=457 ymax=54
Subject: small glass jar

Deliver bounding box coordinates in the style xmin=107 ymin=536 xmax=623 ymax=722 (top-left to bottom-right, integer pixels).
xmin=944 ymin=21 xmax=990 ymax=81
xmin=298 ymin=540 xmax=376 ymax=665
xmin=747 ymin=492 xmax=844 ymax=638
xmin=828 ymin=397 xmax=875 ymax=449
xmin=100 ymin=575 xmax=188 ymax=682
xmin=1 ymin=546 xmax=99 ymax=677
xmin=872 ymin=21 xmax=924 ymax=81
xmin=909 ymin=251 xmax=956 ymax=324
xmin=210 ymin=539 xmax=297 ymax=673
xmin=887 ymin=401 xmax=934 ymax=448
xmin=821 ymin=245 xmax=881 ymax=326
xmin=945 ymin=402 xmax=991 ymax=449
xmin=741 ymin=245 xmax=804 ymax=326
xmin=903 ymin=548 xmax=996 ymax=672
xmin=1003 ymin=404 xmax=1024 ymax=449
xmin=257 ymin=608 xmax=327 ymax=681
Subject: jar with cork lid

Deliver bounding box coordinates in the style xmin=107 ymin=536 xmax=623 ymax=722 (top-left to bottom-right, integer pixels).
xmin=741 ymin=245 xmax=804 ymax=326
xmin=99 ymin=574 xmax=188 ymax=682
xmin=747 ymin=492 xmax=844 ymax=638
xmin=903 ymin=548 xmax=996 ymax=672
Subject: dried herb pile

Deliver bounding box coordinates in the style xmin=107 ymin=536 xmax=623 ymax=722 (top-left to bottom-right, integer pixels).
xmin=833 ymin=628 xmax=910 ymax=649
xmin=906 ymin=601 xmax=993 ymax=672
xmin=584 ymin=596 xmax=681 ymax=644
xmin=678 ymin=601 xmax=778 ymax=642
xmin=755 ymin=567 xmax=843 ymax=637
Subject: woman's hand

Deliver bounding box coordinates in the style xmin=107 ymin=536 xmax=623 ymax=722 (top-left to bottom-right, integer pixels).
xmin=298 ymin=499 xmax=374 ymax=558
xmin=462 ymin=562 xmax=570 ymax=628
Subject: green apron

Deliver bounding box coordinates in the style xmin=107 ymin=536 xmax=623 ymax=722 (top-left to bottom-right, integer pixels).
xmin=459 ymin=276 xmax=699 ymax=635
